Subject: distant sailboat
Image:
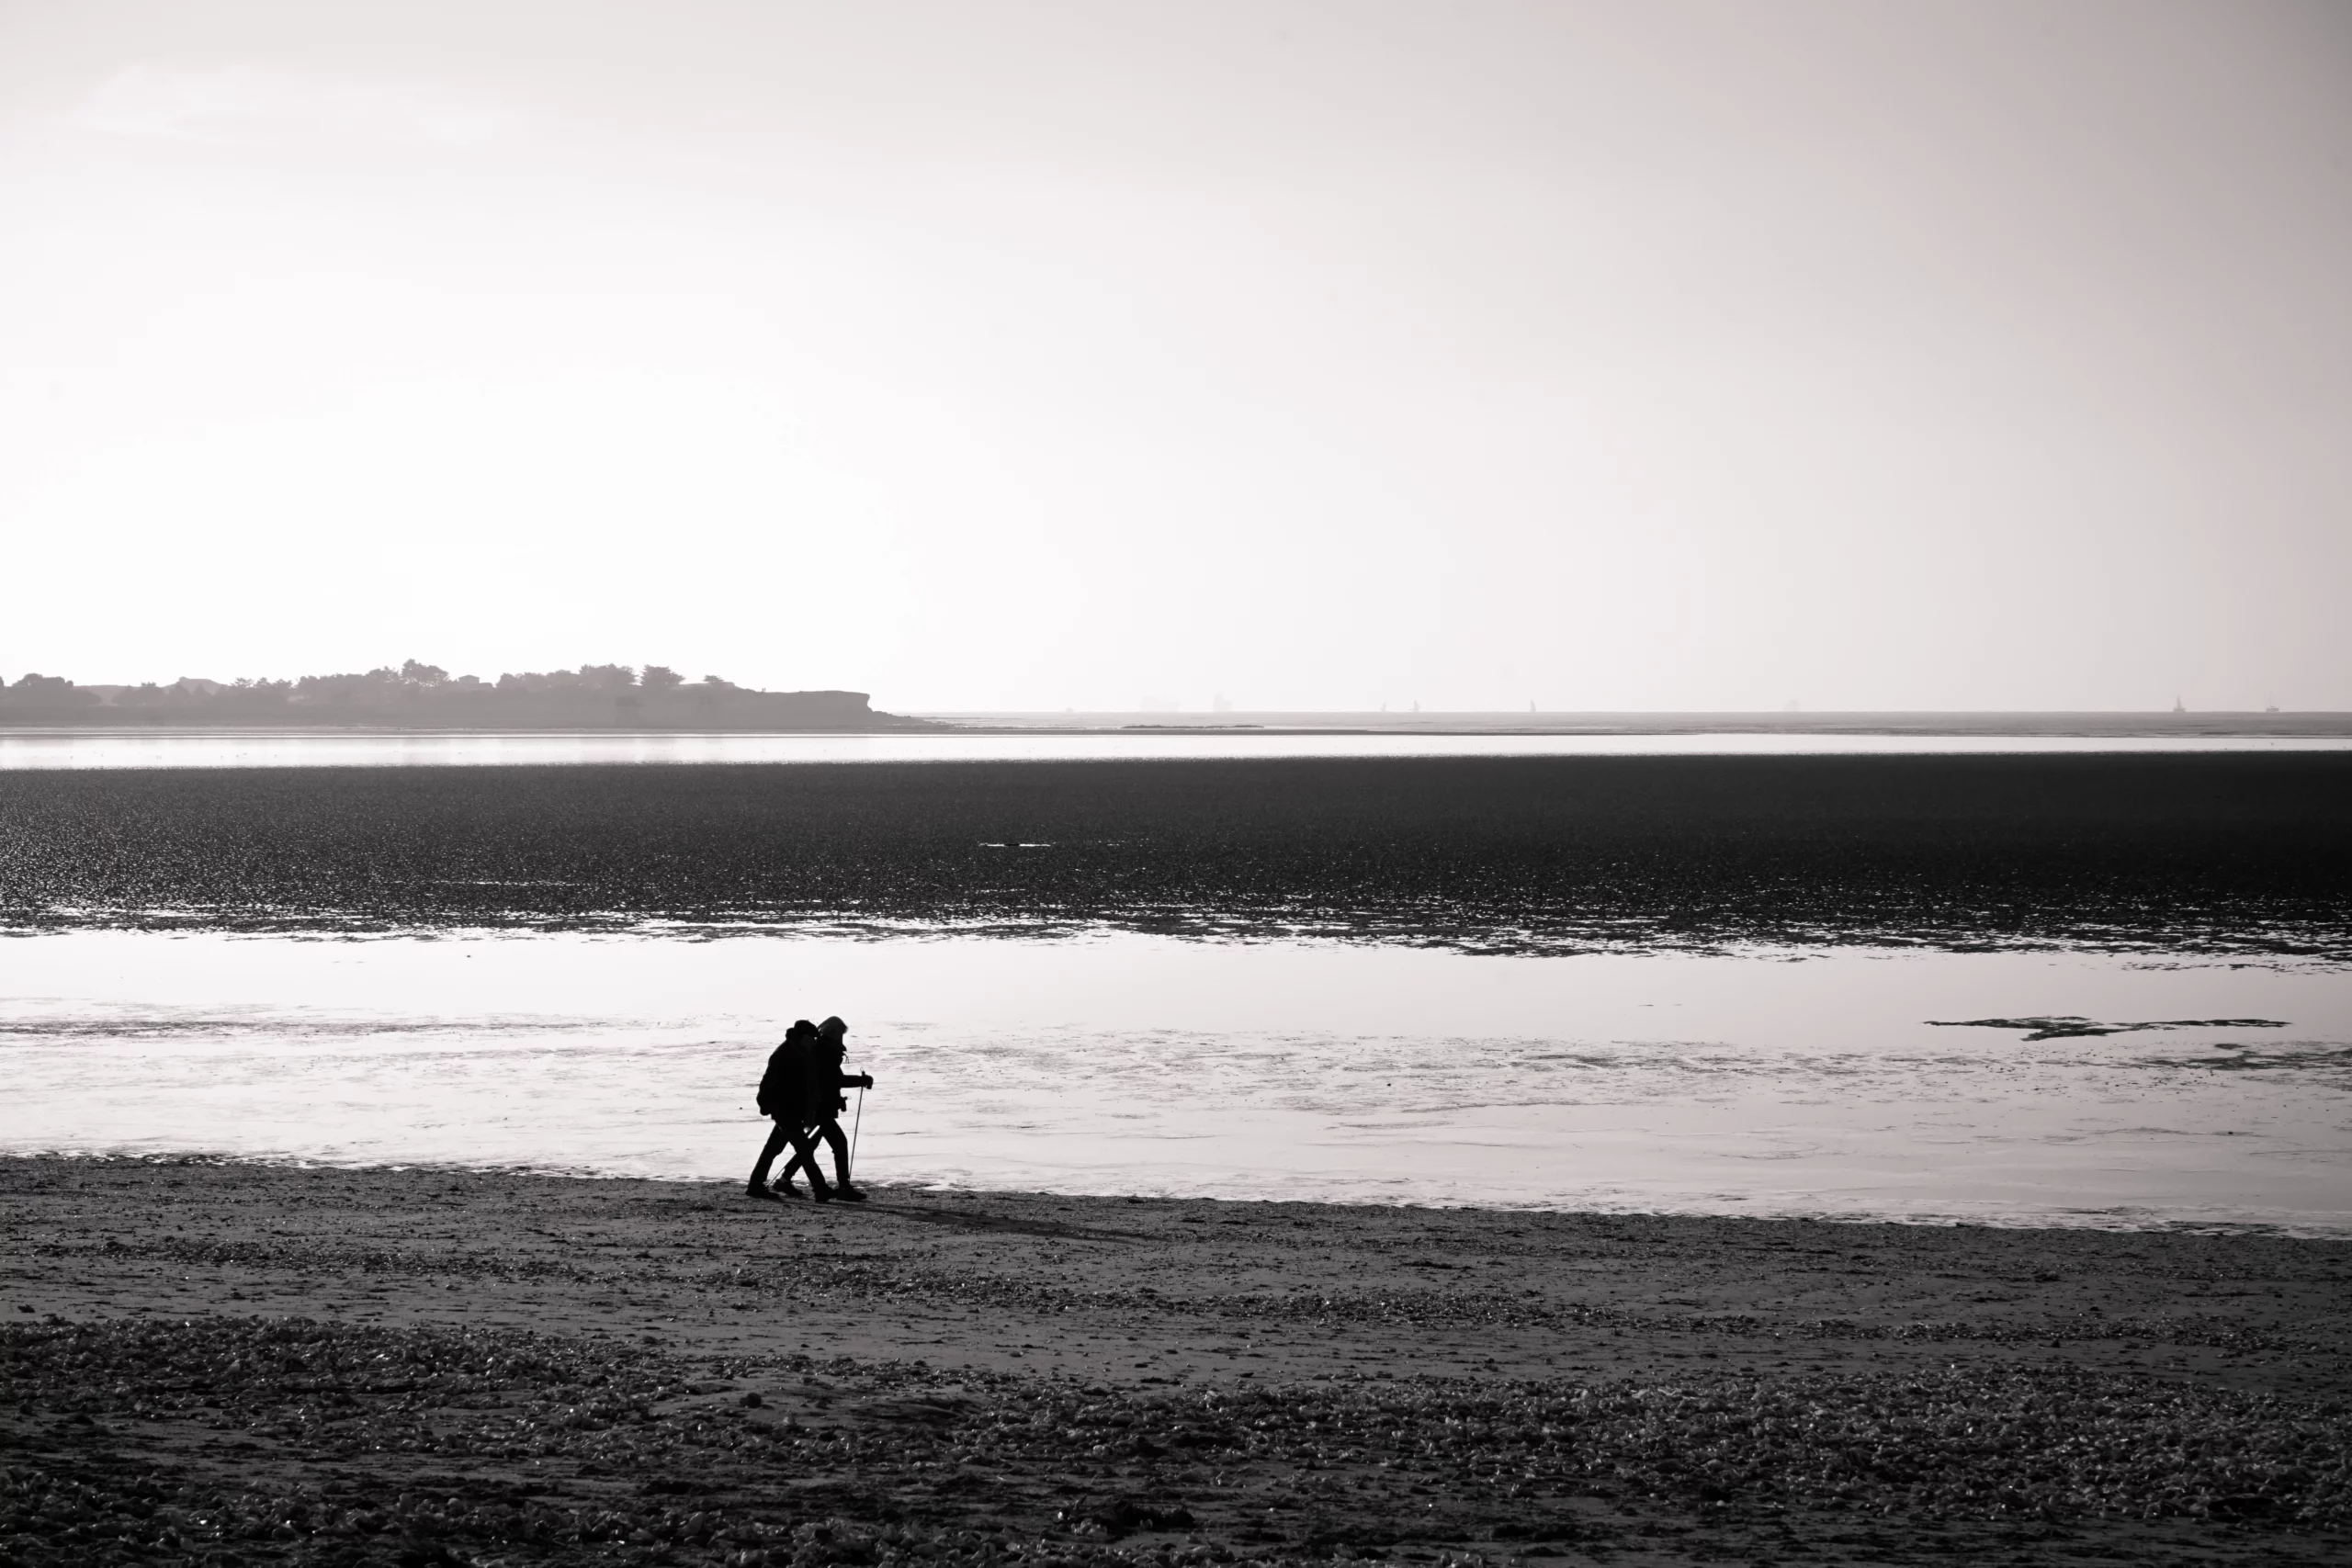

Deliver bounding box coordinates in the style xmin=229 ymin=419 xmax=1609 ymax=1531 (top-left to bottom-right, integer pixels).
xmin=2173 ymin=695 xmax=2187 ymax=714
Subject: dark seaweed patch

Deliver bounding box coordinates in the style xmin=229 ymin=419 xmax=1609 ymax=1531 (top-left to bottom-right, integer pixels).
xmin=1929 ymin=1018 xmax=2291 ymax=1041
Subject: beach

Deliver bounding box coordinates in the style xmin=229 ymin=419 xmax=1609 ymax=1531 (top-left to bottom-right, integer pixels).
xmin=8 ymin=1155 xmax=2349 ymax=1566
xmin=6 ymin=745 xmax=2350 ymax=1564
xmin=13 ymin=0 xmax=2350 ymax=1560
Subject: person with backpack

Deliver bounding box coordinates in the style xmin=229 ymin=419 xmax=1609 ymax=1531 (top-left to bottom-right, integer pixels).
xmin=780 ymin=1015 xmax=873 ymax=1201
xmin=747 ymin=1020 xmax=832 ymax=1201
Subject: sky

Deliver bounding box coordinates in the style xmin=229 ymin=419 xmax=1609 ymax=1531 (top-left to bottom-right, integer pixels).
xmin=3 ymin=0 xmax=2347 ymax=713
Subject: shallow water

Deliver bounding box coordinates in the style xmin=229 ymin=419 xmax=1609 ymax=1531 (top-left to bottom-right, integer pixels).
xmin=6 ymin=728 xmax=2351 ymax=769
xmin=4 ymin=930 xmax=2345 ymax=1233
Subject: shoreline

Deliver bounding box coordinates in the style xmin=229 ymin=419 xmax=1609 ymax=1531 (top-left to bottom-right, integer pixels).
xmin=14 ymin=1147 xmax=2352 ymax=1244
xmin=9 ymin=1155 xmax=2348 ymax=1565
xmin=9 ymin=710 xmax=2352 ymax=739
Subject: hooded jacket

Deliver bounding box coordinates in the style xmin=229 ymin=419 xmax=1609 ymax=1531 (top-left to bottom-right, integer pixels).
xmin=756 ymin=1032 xmax=813 ymax=1119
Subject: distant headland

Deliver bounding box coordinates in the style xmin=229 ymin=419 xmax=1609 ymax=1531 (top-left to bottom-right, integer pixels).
xmin=0 ymin=661 xmax=944 ymax=731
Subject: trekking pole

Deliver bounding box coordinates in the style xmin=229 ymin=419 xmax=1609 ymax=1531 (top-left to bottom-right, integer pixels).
xmin=849 ymin=1085 xmax=865 ymax=1183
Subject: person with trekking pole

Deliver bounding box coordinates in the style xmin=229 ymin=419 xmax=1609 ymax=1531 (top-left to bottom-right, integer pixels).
xmin=782 ymin=1014 xmax=873 ymax=1201
xmin=747 ymin=1020 xmax=833 ymax=1202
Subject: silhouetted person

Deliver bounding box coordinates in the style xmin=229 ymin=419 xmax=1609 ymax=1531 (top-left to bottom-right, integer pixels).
xmin=748 ymin=1020 xmax=832 ymax=1201
xmin=783 ymin=1014 xmax=873 ymax=1201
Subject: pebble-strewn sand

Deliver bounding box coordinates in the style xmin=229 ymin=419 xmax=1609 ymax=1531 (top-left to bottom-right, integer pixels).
xmin=7 ymin=1156 xmax=2349 ymax=1566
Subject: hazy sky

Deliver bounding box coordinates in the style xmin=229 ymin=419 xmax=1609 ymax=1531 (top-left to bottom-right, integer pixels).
xmin=4 ymin=0 xmax=2347 ymax=711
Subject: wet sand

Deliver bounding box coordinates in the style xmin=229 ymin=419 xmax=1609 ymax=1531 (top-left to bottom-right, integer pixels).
xmin=5 ymin=753 xmax=2348 ymax=953
xmin=8 ymin=1156 xmax=2348 ymax=1566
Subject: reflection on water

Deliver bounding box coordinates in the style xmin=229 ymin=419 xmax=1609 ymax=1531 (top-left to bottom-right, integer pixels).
xmin=2 ymin=931 xmax=2346 ymax=1233
xmin=6 ymin=729 xmax=2352 ymax=769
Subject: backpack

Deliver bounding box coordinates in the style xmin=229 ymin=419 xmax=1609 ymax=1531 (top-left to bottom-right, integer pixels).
xmin=756 ymin=1034 xmax=813 ymax=1117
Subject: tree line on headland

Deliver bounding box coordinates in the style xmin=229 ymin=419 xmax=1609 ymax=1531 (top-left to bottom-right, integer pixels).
xmin=0 ymin=661 xmax=939 ymax=730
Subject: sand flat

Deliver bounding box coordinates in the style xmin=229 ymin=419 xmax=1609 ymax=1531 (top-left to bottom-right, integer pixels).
xmin=6 ymin=753 xmax=2347 ymax=954
xmin=8 ymin=1156 xmax=2349 ymax=1565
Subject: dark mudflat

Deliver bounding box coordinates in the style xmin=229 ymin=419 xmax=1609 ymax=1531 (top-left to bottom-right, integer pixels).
xmin=2 ymin=752 xmax=2347 ymax=953
xmin=6 ymin=1156 xmax=2349 ymax=1566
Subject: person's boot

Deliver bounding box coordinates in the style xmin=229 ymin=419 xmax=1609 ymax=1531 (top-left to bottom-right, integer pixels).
xmin=832 ymin=1175 xmax=868 ymax=1201
xmin=808 ymin=1176 xmax=836 ymax=1203
xmin=773 ymin=1179 xmax=808 ymax=1200
xmin=744 ymin=1180 xmax=781 ymax=1201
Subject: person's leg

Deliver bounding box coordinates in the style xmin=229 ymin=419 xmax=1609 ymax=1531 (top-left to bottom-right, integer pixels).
xmin=819 ymin=1121 xmax=864 ymax=1197
xmin=747 ymin=1117 xmax=794 ymax=1196
xmin=781 ymin=1123 xmax=832 ymax=1197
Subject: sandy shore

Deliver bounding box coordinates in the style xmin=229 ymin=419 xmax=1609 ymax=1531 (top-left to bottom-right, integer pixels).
xmin=7 ymin=1156 xmax=2350 ymax=1566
